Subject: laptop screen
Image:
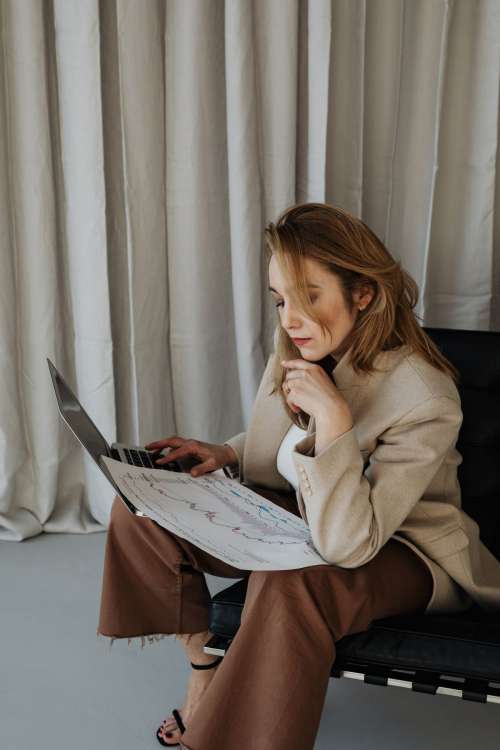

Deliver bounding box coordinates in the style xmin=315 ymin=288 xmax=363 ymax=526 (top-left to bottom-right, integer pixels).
xmin=47 ymin=359 xmax=111 ymax=467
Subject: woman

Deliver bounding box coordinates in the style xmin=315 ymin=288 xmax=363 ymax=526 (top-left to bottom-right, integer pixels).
xmin=97 ymin=202 xmax=477 ymax=750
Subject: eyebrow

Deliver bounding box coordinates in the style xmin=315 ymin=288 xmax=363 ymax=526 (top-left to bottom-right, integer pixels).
xmin=268 ymin=284 xmax=321 ymax=294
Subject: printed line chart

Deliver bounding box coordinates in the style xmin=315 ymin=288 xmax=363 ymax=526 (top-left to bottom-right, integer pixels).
xmin=101 ymin=457 xmax=327 ymax=570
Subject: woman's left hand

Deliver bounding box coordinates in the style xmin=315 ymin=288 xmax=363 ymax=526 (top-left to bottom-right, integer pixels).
xmin=281 ymin=358 xmax=350 ymax=421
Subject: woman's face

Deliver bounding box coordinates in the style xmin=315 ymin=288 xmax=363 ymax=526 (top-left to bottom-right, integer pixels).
xmin=268 ymin=255 xmax=372 ymax=361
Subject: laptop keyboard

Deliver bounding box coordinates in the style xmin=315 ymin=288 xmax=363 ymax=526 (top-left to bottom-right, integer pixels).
xmin=109 ymin=446 xmax=184 ymax=472
xmin=110 ymin=447 xmax=157 ymax=468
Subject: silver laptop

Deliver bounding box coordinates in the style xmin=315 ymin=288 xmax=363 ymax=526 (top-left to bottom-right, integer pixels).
xmin=47 ymin=357 xmax=194 ymax=516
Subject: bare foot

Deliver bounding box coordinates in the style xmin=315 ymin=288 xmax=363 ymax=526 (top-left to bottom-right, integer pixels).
xmin=157 ymin=631 xmax=220 ymax=745
xmin=157 ymin=665 xmax=219 ymax=743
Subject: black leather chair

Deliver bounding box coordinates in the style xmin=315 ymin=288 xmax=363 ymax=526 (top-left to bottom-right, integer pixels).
xmin=202 ymin=328 xmax=500 ymax=705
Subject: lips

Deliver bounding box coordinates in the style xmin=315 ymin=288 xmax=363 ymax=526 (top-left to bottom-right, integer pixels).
xmin=291 ymin=337 xmax=311 ymax=345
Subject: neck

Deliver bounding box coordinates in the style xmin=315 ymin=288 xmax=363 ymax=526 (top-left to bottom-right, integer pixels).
xmin=317 ymin=353 xmax=338 ymax=374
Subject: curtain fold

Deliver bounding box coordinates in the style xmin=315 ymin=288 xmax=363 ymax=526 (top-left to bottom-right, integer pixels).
xmin=1 ymin=0 xmax=499 ymax=541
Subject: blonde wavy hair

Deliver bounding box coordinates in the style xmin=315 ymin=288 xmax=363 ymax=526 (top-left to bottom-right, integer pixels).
xmin=265 ymin=202 xmax=460 ymax=429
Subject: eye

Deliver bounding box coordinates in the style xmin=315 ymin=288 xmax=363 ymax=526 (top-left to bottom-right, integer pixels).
xmin=274 ymin=296 xmax=318 ymax=310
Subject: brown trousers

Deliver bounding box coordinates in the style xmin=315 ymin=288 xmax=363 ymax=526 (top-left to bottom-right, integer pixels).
xmin=97 ymin=483 xmax=433 ymax=750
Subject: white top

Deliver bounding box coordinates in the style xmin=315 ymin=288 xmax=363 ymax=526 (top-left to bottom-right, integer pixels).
xmin=276 ymin=423 xmax=309 ymax=490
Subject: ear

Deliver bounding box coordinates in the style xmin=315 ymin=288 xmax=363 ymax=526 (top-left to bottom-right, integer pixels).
xmin=353 ymin=281 xmax=374 ymax=309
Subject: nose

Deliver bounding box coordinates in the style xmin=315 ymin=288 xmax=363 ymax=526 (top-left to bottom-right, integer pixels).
xmin=280 ymin=303 xmax=302 ymax=330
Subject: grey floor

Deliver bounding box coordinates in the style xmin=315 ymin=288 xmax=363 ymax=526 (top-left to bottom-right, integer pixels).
xmin=1 ymin=531 xmax=499 ymax=750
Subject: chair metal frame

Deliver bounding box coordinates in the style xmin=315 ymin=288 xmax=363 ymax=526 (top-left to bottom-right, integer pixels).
xmin=203 ymin=633 xmax=500 ymax=705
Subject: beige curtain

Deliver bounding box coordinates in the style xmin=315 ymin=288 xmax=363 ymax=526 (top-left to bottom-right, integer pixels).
xmin=1 ymin=0 xmax=499 ymax=541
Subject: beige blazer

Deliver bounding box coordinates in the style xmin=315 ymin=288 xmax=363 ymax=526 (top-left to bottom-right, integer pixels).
xmin=224 ymin=338 xmax=500 ymax=614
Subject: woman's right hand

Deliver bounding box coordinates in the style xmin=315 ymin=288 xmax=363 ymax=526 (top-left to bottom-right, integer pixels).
xmin=144 ymin=436 xmax=238 ymax=477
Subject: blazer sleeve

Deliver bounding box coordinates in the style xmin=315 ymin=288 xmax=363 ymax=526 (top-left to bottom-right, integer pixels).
xmin=222 ymin=432 xmax=246 ymax=480
xmin=291 ymin=395 xmax=463 ymax=568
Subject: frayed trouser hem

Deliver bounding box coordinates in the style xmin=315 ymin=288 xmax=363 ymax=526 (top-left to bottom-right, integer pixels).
xmin=96 ymin=629 xmax=174 ymax=649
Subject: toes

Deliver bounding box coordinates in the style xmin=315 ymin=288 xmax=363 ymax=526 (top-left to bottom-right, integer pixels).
xmin=158 ymin=724 xmax=181 ymax=743
xmin=157 ymin=708 xmax=185 ymax=743
xmin=158 ymin=725 xmax=175 ymax=739
xmin=158 ymin=714 xmax=182 ymax=738
xmin=160 ymin=719 xmax=179 ymax=732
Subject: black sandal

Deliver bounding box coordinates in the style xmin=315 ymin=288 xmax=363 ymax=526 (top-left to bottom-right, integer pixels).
xmin=156 ymin=655 xmax=224 ymax=747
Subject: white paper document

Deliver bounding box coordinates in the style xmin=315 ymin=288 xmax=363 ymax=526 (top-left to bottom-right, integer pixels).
xmin=101 ymin=456 xmax=327 ymax=570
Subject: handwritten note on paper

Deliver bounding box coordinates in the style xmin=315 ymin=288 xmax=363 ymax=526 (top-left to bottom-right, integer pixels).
xmin=101 ymin=456 xmax=327 ymax=570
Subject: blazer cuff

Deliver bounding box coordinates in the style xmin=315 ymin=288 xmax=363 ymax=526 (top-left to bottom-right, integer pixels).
xmin=292 ymin=425 xmax=361 ymax=461
xmin=222 ymin=432 xmax=246 ymax=482
xmin=291 ymin=426 xmax=364 ymax=515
